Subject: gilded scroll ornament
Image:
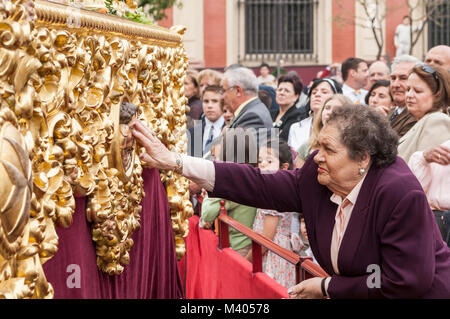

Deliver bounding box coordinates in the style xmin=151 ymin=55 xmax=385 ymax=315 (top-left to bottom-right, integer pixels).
xmin=0 ymin=108 xmax=54 ymax=298
xmin=0 ymin=0 xmax=192 ymax=296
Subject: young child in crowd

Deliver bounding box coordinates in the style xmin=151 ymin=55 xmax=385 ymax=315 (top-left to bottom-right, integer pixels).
xmin=188 ymin=85 xmax=226 ymax=214
xmin=245 ymin=138 xmax=300 ymax=289
xmin=222 ymin=104 xmax=235 ymax=128
xmin=199 ymin=131 xmax=258 ymax=258
xmin=298 ymin=213 xmax=318 ymax=264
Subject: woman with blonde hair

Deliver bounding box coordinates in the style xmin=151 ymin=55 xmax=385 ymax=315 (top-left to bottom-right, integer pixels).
xmin=198 ymin=69 xmax=224 ymax=97
xmin=296 ymin=94 xmax=353 ymax=168
xmin=288 ymin=78 xmax=341 ymax=152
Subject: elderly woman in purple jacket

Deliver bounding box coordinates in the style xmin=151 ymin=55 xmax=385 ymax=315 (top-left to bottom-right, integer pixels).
xmin=132 ymin=104 xmax=450 ymax=299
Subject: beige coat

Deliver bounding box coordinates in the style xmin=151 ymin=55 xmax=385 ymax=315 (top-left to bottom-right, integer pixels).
xmin=398 ymin=112 xmax=450 ymax=163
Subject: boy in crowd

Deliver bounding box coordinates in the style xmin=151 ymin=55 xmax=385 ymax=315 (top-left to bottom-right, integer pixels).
xmin=188 ymin=85 xmax=225 ymax=158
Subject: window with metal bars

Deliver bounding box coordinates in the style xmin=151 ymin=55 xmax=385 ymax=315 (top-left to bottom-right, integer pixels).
xmin=244 ymin=0 xmax=315 ymax=54
xmin=428 ymin=2 xmax=450 ymax=49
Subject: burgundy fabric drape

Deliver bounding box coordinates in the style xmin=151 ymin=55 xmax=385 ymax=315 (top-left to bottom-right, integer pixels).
xmin=43 ymin=168 xmax=183 ymax=299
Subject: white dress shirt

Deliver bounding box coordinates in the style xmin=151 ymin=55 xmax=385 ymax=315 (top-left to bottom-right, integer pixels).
xmin=287 ymin=116 xmax=313 ymax=152
xmin=203 ymin=116 xmax=225 ymax=152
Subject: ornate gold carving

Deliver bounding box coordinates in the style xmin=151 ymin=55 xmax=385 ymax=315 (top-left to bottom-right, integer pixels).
xmin=0 ymin=0 xmax=192 ymax=296
xmin=0 ymin=108 xmax=54 ymax=298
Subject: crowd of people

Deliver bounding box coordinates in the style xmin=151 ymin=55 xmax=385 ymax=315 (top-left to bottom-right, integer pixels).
xmin=135 ymin=44 xmax=450 ymax=298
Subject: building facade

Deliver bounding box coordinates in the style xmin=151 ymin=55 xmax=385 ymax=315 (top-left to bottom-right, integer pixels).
xmin=159 ymin=0 xmax=448 ymax=82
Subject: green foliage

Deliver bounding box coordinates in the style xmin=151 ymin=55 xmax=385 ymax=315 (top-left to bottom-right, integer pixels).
xmin=103 ymin=0 xmax=153 ymax=25
xmin=138 ymin=0 xmax=182 ymax=21
xmin=124 ymin=8 xmax=153 ymax=25
xmin=105 ymin=0 xmax=118 ymax=15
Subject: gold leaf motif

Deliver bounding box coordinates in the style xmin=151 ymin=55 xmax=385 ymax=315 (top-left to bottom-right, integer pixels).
xmin=1 ymin=0 xmax=191 ymax=298
xmin=0 ymin=107 xmax=54 ymax=298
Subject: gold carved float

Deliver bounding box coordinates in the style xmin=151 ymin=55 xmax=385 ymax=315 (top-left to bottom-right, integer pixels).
xmin=0 ymin=0 xmax=193 ymax=298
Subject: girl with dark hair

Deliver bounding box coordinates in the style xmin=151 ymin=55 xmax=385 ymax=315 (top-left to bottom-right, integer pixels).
xmin=200 ymin=129 xmax=257 ymax=257
xmin=244 ymin=138 xmax=300 ymax=289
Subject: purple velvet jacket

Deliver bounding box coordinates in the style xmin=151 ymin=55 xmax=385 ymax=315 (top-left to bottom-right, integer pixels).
xmin=210 ymin=154 xmax=450 ymax=299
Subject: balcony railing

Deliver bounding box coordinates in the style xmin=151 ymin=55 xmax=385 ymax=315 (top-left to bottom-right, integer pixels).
xmin=216 ymin=200 xmax=329 ymax=285
xmin=427 ymin=2 xmax=450 ymax=49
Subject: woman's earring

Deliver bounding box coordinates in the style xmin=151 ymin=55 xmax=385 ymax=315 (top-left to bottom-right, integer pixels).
xmin=359 ymin=168 xmax=366 ymax=175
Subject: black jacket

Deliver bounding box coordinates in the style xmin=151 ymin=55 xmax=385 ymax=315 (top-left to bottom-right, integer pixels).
xmin=272 ymin=105 xmax=304 ymax=143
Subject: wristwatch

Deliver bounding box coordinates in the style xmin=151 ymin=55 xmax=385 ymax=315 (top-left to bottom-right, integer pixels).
xmin=173 ymin=153 xmax=183 ymax=174
xmin=321 ymin=277 xmax=328 ymax=298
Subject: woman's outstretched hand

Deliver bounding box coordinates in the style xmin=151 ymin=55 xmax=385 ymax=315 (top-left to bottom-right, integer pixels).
xmin=288 ymin=277 xmax=325 ymax=299
xmin=131 ymin=120 xmax=176 ymax=170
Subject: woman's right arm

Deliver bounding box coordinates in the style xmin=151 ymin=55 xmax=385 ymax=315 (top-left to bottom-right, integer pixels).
xmin=132 ymin=119 xmax=305 ymax=213
xmin=210 ymin=162 xmax=304 ymax=213
xmin=132 ymin=119 xmax=216 ymax=190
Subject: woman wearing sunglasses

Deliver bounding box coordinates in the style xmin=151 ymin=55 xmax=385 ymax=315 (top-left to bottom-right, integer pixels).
xmin=398 ymin=64 xmax=450 ymax=163
xmin=399 ymin=64 xmax=450 ymax=248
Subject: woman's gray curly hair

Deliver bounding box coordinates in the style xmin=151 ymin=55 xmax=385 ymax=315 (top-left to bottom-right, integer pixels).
xmin=326 ymin=104 xmax=399 ymax=168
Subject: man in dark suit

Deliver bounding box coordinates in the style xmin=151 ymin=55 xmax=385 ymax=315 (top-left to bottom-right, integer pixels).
xmin=220 ymin=67 xmax=273 ymax=140
xmin=388 ymin=55 xmax=419 ymax=137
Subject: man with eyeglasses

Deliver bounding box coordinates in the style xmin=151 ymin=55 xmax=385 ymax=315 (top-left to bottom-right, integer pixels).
xmin=220 ymin=67 xmax=273 ymax=135
xmin=387 ymin=55 xmax=420 ymax=138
